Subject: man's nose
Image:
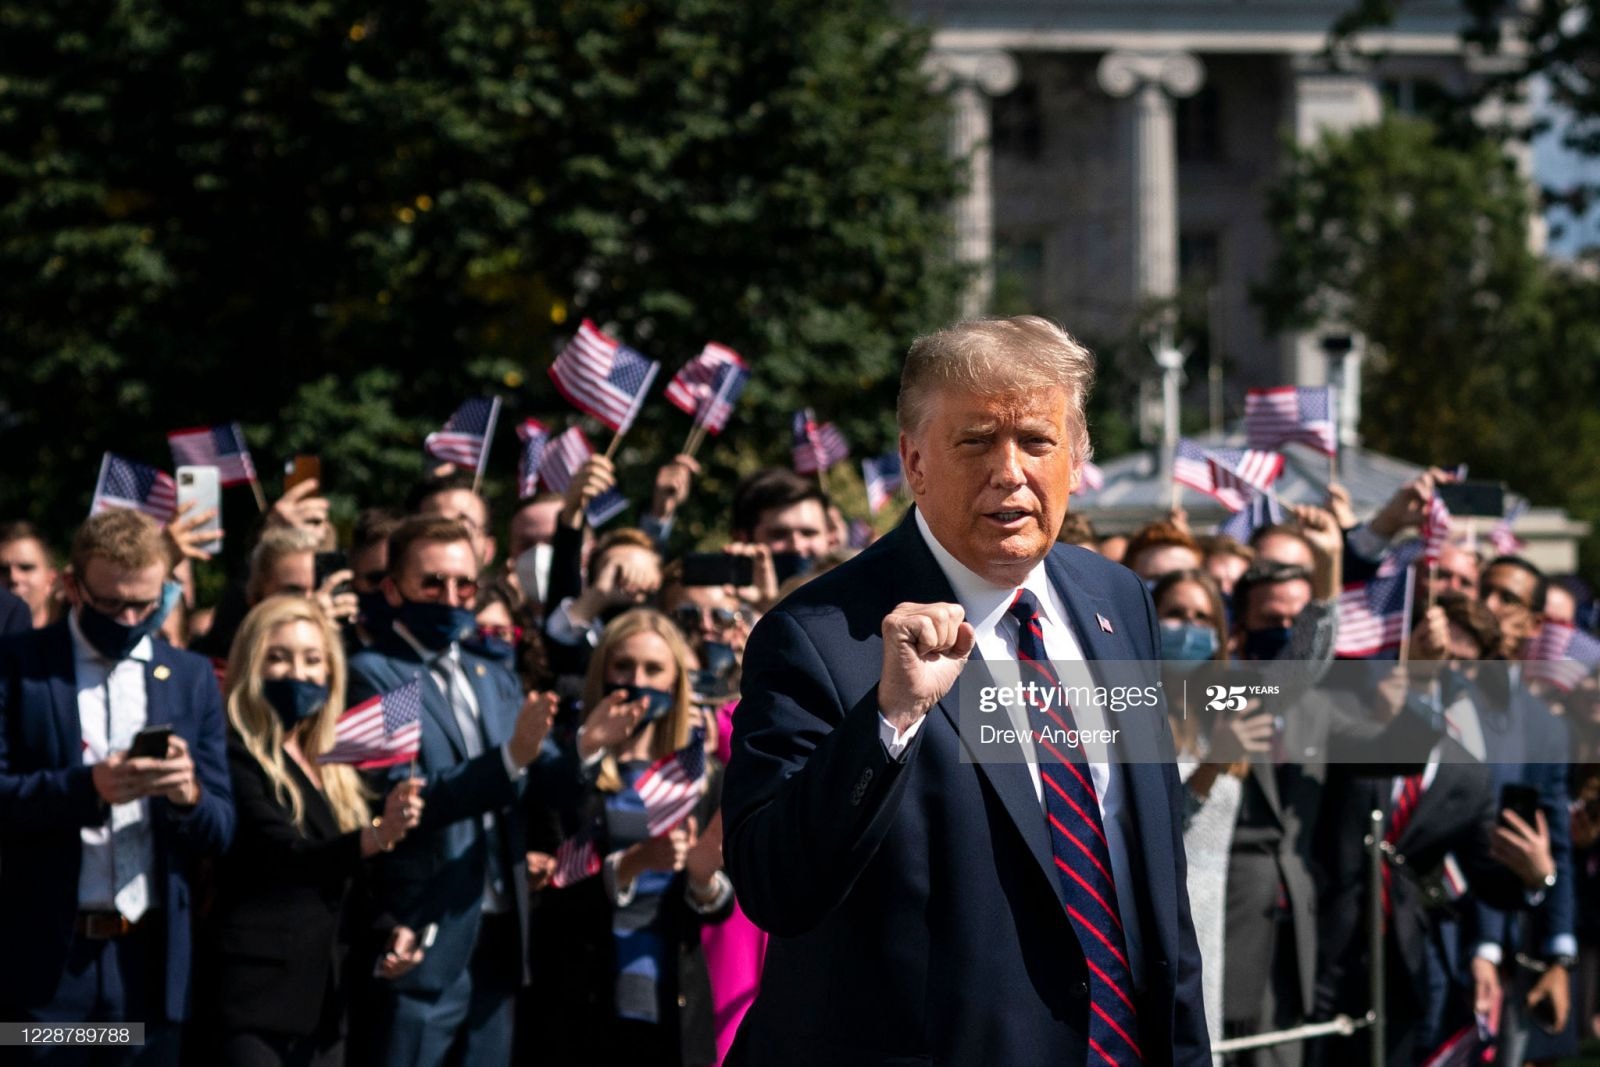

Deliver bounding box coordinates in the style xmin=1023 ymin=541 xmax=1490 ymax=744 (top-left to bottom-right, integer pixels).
xmin=990 ymin=442 xmax=1025 ymax=487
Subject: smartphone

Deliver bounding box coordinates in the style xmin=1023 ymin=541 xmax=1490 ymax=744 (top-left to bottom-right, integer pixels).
xmin=284 ymin=454 xmax=321 ymax=493
xmin=681 ymin=553 xmax=754 ymax=588
xmin=1500 ymin=783 xmax=1541 ymax=828
xmin=175 ymin=466 xmax=222 ymax=551
xmin=129 ymin=725 xmax=174 ymax=760
xmin=315 ymin=550 xmax=351 ymax=596
xmin=1435 ymin=480 xmax=1504 ymax=518
xmin=771 ymin=551 xmax=813 ymax=585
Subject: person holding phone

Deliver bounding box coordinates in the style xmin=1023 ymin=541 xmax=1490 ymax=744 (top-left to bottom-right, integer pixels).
xmin=0 ymin=508 xmax=234 ymax=1064
xmin=529 ymin=609 xmax=731 ymax=1066
xmin=195 ymin=596 xmax=427 ymax=1066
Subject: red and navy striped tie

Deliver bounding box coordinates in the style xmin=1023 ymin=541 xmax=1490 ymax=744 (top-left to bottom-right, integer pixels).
xmin=1008 ymin=589 xmax=1142 ymax=1065
xmin=1381 ymin=772 xmax=1425 ymax=919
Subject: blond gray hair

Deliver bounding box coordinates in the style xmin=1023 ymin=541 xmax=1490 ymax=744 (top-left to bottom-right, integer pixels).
xmin=897 ymin=316 xmax=1095 ymax=465
xmin=246 ymin=525 xmax=320 ymax=603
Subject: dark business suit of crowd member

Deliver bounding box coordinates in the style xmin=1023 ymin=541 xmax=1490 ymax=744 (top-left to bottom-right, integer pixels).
xmin=0 ymin=621 xmax=233 ymax=1064
xmin=193 ymin=734 xmax=383 ymax=1066
xmin=0 ymin=588 xmax=30 ymax=637
xmin=723 ymin=511 xmax=1210 ymax=1066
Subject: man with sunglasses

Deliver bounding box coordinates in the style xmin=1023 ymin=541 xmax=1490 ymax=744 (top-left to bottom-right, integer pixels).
xmin=0 ymin=508 xmax=234 ymax=1064
xmin=348 ymin=515 xmax=562 ymax=1067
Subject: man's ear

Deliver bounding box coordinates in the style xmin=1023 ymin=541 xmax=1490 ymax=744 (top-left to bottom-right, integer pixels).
xmin=900 ymin=431 xmax=925 ymax=497
xmin=382 ymin=575 xmax=403 ymax=609
xmin=61 ymin=570 xmax=82 ymax=608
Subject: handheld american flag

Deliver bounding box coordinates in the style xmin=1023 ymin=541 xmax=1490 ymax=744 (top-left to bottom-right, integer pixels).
xmin=549 ymin=319 xmax=660 ymax=434
xmin=319 ymin=678 xmax=424 ymax=769
xmin=515 ymin=419 xmax=550 ymax=500
xmin=167 ymin=423 xmax=257 ymax=488
xmin=637 ymin=730 xmax=707 ymax=837
xmin=1218 ymin=486 xmax=1285 ymax=544
xmin=791 ymin=410 xmax=850 ymax=475
xmin=1523 ymin=622 xmax=1600 ymax=692
xmin=1245 ymin=386 xmax=1338 ymax=457
xmin=91 ymin=454 xmax=178 ymax=523
xmin=1172 ymin=439 xmax=1218 ymax=501
xmin=550 ymin=835 xmax=602 ymax=888
xmin=1488 ymin=500 xmax=1527 ymax=557
xmin=862 ymin=453 xmax=904 ymax=514
xmin=1207 ymin=449 xmax=1286 ymax=511
xmin=1421 ymin=494 xmax=1454 ymax=566
xmin=424 ymin=397 xmax=501 ymax=475
xmin=534 ymin=427 xmax=628 ymax=526
xmin=665 ymin=343 xmax=749 ymax=434
xmin=1334 ymin=569 xmax=1415 ymax=658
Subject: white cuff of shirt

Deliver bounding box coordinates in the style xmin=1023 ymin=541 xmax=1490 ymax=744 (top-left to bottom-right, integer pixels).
xmin=1474 ymin=943 xmax=1504 ymax=966
xmin=499 ymin=742 xmax=527 ymax=779
xmin=685 ymin=870 xmax=733 ymax=914
xmin=602 ymin=850 xmax=638 ymax=908
xmin=877 ymin=713 xmax=926 ymax=761
xmin=1345 ymin=523 xmax=1392 ymax=562
xmin=545 ymin=598 xmax=600 ymax=648
xmin=1546 ymin=933 xmax=1579 ymax=959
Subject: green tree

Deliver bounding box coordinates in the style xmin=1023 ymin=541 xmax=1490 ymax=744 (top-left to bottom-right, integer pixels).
xmin=1256 ymin=116 xmax=1600 ymax=574
xmin=0 ymin=0 xmax=964 ymax=553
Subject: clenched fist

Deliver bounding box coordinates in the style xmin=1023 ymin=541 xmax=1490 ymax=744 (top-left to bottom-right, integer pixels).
xmin=879 ymin=602 xmax=975 ymax=733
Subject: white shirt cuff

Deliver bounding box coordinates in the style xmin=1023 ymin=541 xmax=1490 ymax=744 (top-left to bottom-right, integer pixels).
xmin=499 ymin=742 xmax=527 ymax=780
xmin=1546 ymin=933 xmax=1578 ymax=959
xmin=685 ymin=870 xmax=733 ymax=914
xmin=602 ymin=850 xmax=638 ymax=908
xmin=545 ymin=598 xmax=599 ymax=648
xmin=1474 ymin=942 xmax=1504 ymax=965
xmin=877 ymin=713 xmax=926 ymax=761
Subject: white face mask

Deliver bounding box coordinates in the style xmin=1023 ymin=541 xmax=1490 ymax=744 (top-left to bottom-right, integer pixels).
xmin=514 ymin=543 xmax=553 ymax=606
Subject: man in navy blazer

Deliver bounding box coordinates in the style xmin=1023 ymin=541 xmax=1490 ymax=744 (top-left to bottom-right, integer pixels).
xmin=0 ymin=509 xmax=232 ymax=1064
xmin=0 ymin=587 xmax=30 ymax=637
xmin=724 ymin=317 xmax=1209 ymax=1065
xmin=347 ymin=515 xmax=560 ymax=1067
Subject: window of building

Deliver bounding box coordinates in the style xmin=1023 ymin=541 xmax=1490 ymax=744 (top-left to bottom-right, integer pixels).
xmin=993 ymin=82 xmax=1042 ymax=161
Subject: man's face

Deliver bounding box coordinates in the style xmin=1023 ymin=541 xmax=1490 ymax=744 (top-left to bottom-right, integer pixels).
xmin=507 ymin=500 xmax=561 ymax=561
xmin=662 ymin=582 xmax=748 ymax=649
xmin=419 ymin=489 xmax=495 ymax=567
xmin=386 ymin=539 xmax=480 ymax=609
xmin=1480 ymin=562 xmax=1541 ymax=654
xmin=750 ymin=500 xmax=830 ymax=560
xmin=902 ymin=385 xmax=1076 ymax=586
xmin=0 ymin=536 xmax=57 ymax=619
xmin=259 ymin=551 xmax=315 ymax=601
xmin=1131 ymin=545 xmax=1200 ymax=583
xmin=68 ymin=557 xmax=168 ymax=626
xmin=1240 ymin=579 xmax=1312 ymax=632
xmin=350 ymin=540 xmax=389 ymax=595
xmin=1426 ymin=545 xmax=1479 ymax=600
xmin=1253 ymin=532 xmax=1314 ymax=572
xmin=1205 ymin=553 xmax=1250 ymax=596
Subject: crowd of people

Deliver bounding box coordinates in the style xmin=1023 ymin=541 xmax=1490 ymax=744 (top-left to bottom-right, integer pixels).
xmin=1 ymin=337 xmax=1598 ymax=1067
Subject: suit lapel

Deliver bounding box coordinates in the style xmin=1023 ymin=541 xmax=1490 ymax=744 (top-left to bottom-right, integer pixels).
xmin=461 ymin=653 xmax=507 ymax=747
xmin=143 ymin=641 xmax=175 ymax=730
xmin=45 ymin=624 xmax=81 ymax=766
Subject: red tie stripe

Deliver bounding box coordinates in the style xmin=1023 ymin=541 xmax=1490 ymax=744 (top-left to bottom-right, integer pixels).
xmin=1381 ymin=773 xmax=1425 ymax=918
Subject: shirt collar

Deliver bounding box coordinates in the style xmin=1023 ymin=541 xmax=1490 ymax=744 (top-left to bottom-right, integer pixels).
xmin=912 ymin=509 xmax=1058 ymax=631
xmin=392 ymin=619 xmax=457 ymax=665
xmin=67 ymin=608 xmax=155 ymax=666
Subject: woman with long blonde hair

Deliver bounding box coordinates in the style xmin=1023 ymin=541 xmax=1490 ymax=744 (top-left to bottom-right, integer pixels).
xmin=528 ymin=608 xmax=732 ymax=1066
xmin=198 ymin=595 xmax=426 ymax=1067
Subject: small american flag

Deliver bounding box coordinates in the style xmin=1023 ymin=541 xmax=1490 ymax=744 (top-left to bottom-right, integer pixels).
xmin=637 ymin=730 xmax=707 ymax=837
xmin=1218 ymin=486 xmax=1285 ymax=543
xmin=862 ymin=452 xmax=904 ymax=514
xmin=550 ymin=835 xmax=601 ymax=888
xmin=1207 ymin=449 xmax=1285 ymax=512
xmin=1488 ymin=499 xmax=1527 ymax=556
xmin=534 ymin=427 xmax=626 ymax=526
xmin=1335 ymin=569 xmax=1415 ymax=658
xmin=424 ymin=397 xmax=502 ymax=475
xmin=665 ymin=343 xmax=748 ymax=434
xmin=91 ymin=454 xmax=178 ymax=522
xmin=1078 ymin=461 xmax=1104 ymax=492
xmin=515 ymin=419 xmax=550 ymax=500
xmin=1172 ymin=438 xmax=1218 ymax=500
xmin=549 ymin=319 xmax=660 ymax=434
xmin=1421 ymin=494 xmax=1454 ymax=566
xmin=1523 ymin=622 xmax=1600 ymax=692
xmin=1245 ymin=386 xmax=1338 ymax=457
xmin=791 ymin=409 xmax=849 ymax=474
xmin=167 ymin=423 xmax=257 ymax=487
xmin=319 ymin=678 xmax=424 ymax=769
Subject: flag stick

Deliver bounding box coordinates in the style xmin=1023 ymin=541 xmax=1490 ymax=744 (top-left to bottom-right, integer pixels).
xmin=602 ymin=428 xmax=626 ymax=461
xmin=249 ymin=478 xmax=268 ymax=515
xmin=471 ymin=397 xmax=503 ymax=498
xmin=682 ymin=421 xmax=709 ymax=459
xmin=1426 ymin=561 xmax=1438 ymax=610
xmin=1398 ymin=565 xmax=1417 ymax=664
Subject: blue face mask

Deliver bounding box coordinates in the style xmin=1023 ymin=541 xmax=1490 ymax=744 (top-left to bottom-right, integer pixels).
xmin=604 ymin=683 xmax=676 ymax=734
xmin=261 ymin=678 xmax=330 ymax=731
xmin=77 ymin=579 xmax=182 ymax=662
xmin=1241 ymin=626 xmax=1293 ymax=662
xmin=395 ymin=600 xmax=476 ymax=651
xmin=1160 ymin=622 xmax=1218 ymax=664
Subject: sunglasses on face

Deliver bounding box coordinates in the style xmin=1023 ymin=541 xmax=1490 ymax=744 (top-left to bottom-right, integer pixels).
xmin=416 ymin=573 xmax=479 ymax=598
xmin=672 ymin=604 xmax=743 ymax=632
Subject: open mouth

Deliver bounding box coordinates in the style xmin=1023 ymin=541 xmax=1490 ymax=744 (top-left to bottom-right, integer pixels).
xmin=986 ymin=510 xmax=1031 ymax=526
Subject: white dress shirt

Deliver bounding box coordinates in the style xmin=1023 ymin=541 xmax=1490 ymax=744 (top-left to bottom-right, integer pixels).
xmin=71 ymin=612 xmax=155 ymax=920
xmin=875 ymin=511 xmax=1145 ymax=977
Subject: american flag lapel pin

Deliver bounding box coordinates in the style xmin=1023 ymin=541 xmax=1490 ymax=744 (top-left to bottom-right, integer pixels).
xmin=1096 ymin=613 xmax=1114 ymax=635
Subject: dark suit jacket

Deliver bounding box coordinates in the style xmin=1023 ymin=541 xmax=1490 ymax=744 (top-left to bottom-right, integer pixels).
xmin=200 ymin=733 xmax=371 ymax=1038
xmin=0 ymin=621 xmax=234 ymax=1021
xmin=0 ymin=589 xmax=29 ymax=637
xmin=347 ymin=632 xmax=578 ymax=995
xmin=722 ymin=512 xmax=1210 ymax=1066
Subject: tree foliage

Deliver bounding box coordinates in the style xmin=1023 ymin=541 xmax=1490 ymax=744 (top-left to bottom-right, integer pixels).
xmin=0 ymin=0 xmax=964 ymax=550
xmin=1257 ymin=117 xmax=1600 ymax=575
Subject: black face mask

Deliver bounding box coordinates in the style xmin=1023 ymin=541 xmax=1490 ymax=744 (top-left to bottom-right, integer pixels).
xmin=76 ymin=580 xmax=181 ymax=662
xmin=261 ymin=678 xmax=330 ymax=731
xmin=604 ymin=683 xmax=675 ymax=735
xmin=1241 ymin=625 xmax=1293 ymax=662
xmin=395 ymin=600 xmax=476 ymax=651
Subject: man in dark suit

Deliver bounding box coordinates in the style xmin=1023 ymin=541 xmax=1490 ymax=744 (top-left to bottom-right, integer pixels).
xmin=723 ymin=316 xmax=1210 ymax=1065
xmin=0 ymin=586 xmax=29 ymax=637
xmin=347 ymin=516 xmax=560 ymax=1067
xmin=0 ymin=508 xmax=233 ymax=1064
